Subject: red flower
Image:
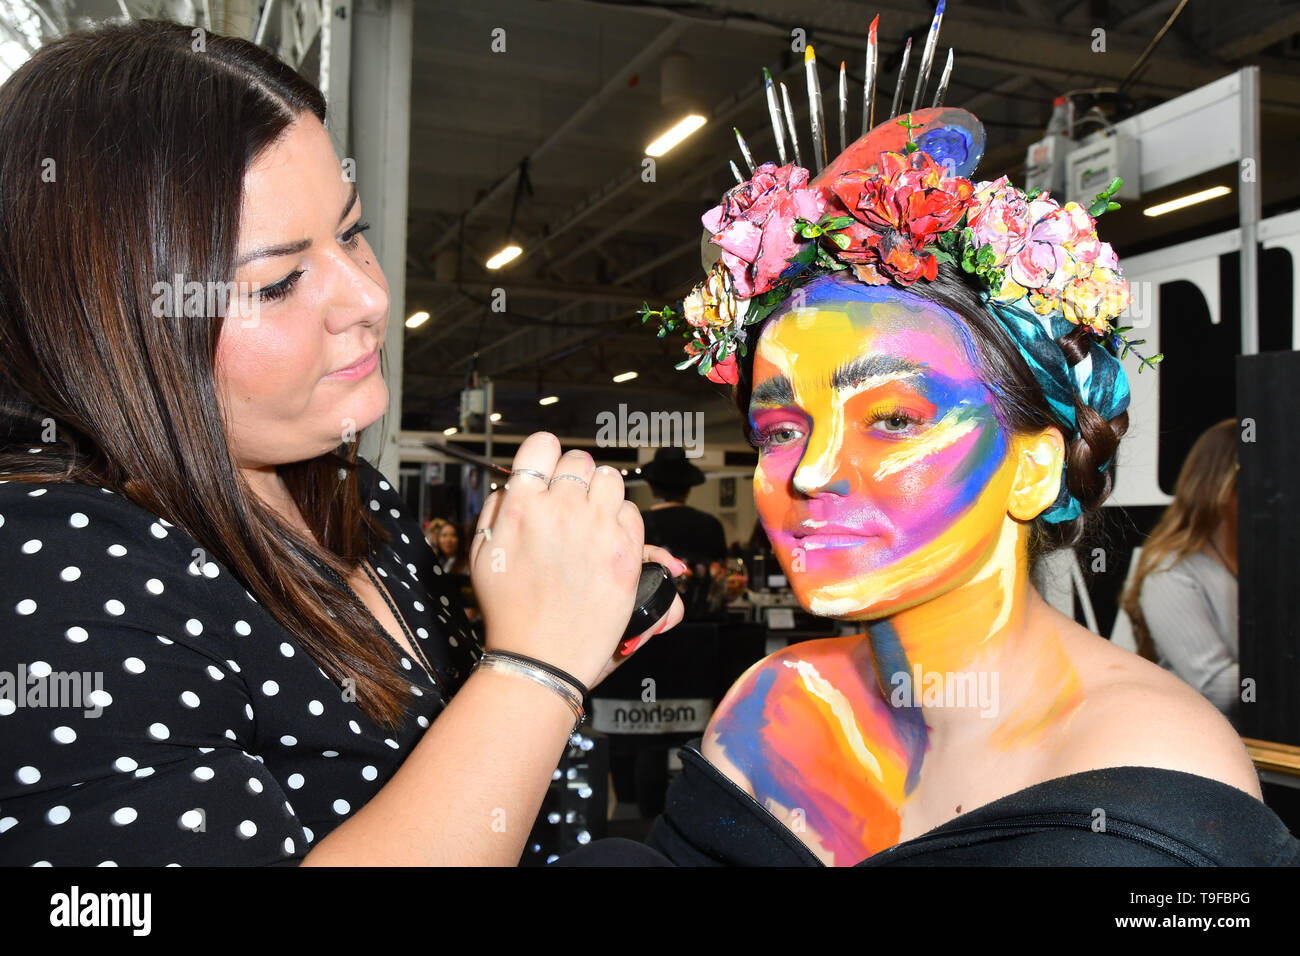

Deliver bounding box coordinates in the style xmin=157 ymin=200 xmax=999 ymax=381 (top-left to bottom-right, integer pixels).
xmin=707 ymin=352 xmax=740 ymax=385
xmin=826 ymin=150 xmax=974 ymax=285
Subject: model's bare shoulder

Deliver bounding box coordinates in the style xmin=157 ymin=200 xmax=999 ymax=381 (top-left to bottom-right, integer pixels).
xmin=1047 ymin=634 xmax=1259 ymax=799
xmin=700 ymin=636 xmax=873 ymax=798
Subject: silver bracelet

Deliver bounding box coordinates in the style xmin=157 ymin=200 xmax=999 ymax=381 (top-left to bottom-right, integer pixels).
xmin=476 ymin=653 xmax=585 ymax=733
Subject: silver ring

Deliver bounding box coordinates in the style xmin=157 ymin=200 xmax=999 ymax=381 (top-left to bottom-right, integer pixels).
xmin=548 ymin=473 xmax=590 ymax=491
xmin=510 ymin=468 xmax=549 ymax=483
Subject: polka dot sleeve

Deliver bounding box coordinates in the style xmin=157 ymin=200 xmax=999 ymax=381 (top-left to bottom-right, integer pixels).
xmin=0 ymin=484 xmax=309 ymax=866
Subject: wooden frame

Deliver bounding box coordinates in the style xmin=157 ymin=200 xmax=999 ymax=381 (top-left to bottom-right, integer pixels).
xmin=1242 ymin=737 xmax=1300 ymax=777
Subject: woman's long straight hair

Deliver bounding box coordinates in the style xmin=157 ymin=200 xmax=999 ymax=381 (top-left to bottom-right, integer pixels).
xmin=0 ymin=19 xmax=416 ymax=729
xmin=1121 ymin=418 xmax=1238 ymax=661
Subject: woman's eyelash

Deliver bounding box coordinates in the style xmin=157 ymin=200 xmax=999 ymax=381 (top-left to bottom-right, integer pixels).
xmin=257 ymin=270 xmax=303 ymax=302
xmin=253 ymin=222 xmax=371 ymax=303
xmin=342 ymin=220 xmax=371 ymax=248
xmin=866 ymin=406 xmax=926 ymax=430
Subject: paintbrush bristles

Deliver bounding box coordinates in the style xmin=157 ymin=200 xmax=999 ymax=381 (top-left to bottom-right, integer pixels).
xmin=932 ymin=48 xmax=953 ymax=107
xmin=838 ymin=61 xmax=848 ymax=154
xmin=804 ymin=45 xmax=827 ymax=173
xmin=863 ymin=15 xmax=879 ymax=136
xmin=911 ymin=0 xmax=944 ymax=112
xmin=763 ymin=68 xmax=788 ymax=164
xmin=889 ymin=37 xmax=912 ymax=119
xmin=733 ymin=127 xmax=757 ymax=175
xmin=780 ymin=81 xmax=802 ymax=168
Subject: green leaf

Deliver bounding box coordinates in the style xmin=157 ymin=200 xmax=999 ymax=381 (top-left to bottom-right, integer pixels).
xmin=1088 ymin=198 xmax=1107 ymax=217
xmin=819 ymin=215 xmax=856 ymax=231
xmin=932 ymin=248 xmax=955 ymax=266
xmin=1025 ymin=187 xmax=1043 ymax=201
xmin=831 ymin=233 xmax=850 ymax=249
xmin=1107 ymin=200 xmax=1121 ymax=212
xmin=976 ymin=244 xmax=996 ymax=268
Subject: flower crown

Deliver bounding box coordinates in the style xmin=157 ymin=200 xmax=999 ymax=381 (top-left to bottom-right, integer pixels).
xmin=638 ymin=11 xmax=1156 ymax=525
xmin=640 ymin=126 xmax=1156 ymax=387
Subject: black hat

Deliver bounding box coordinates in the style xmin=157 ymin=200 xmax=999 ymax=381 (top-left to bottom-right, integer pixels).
xmin=639 ymin=446 xmax=706 ymax=489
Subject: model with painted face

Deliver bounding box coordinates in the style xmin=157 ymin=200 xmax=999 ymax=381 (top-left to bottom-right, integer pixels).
xmin=697 ymin=269 xmax=1258 ymax=866
xmin=631 ymin=18 xmax=1291 ymax=870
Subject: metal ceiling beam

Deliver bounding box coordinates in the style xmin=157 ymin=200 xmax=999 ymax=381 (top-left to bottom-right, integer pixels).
xmin=417 ymin=20 xmax=691 ymax=265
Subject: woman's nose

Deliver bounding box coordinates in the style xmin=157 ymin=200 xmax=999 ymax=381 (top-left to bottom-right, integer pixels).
xmin=791 ymin=416 xmax=854 ymax=497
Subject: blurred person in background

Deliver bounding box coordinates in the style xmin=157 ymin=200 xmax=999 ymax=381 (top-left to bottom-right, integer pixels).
xmin=1122 ymin=418 xmax=1240 ymax=726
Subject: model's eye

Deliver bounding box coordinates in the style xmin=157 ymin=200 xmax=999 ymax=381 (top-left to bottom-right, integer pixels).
xmin=751 ymin=424 xmax=805 ymax=451
xmin=866 ymin=406 xmax=926 ymax=435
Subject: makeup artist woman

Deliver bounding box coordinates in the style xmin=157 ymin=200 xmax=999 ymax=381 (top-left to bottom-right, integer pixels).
xmin=0 ymin=20 xmax=683 ymax=867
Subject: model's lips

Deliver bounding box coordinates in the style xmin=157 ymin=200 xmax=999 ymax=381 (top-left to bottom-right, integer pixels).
xmin=788 ymin=522 xmax=884 ymax=552
xmin=325 ymin=347 xmax=379 ymax=380
xmin=795 ymin=532 xmax=879 ymax=551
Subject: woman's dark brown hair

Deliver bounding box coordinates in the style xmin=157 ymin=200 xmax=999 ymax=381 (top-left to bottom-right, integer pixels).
xmin=732 ymin=266 xmax=1130 ymax=563
xmin=0 ymin=19 xmax=415 ymax=729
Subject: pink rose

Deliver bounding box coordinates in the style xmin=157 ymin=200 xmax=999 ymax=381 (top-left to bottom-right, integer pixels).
xmin=702 ymin=162 xmax=826 ymax=297
xmin=967 ymin=177 xmax=1029 ymax=267
xmin=1008 ymin=197 xmax=1071 ymax=289
xmin=1095 ymin=241 xmax=1119 ymax=271
xmin=1060 ymin=202 xmax=1101 ymax=263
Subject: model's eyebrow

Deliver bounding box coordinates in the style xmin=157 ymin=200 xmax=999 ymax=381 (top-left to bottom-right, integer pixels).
xmin=236 ymin=183 xmax=359 ymax=267
xmin=751 ymin=375 xmax=796 ymax=407
xmin=830 ymin=354 xmax=924 ymax=391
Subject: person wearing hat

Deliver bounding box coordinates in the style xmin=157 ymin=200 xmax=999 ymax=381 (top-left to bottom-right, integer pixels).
xmin=639 ymin=447 xmax=729 ymax=603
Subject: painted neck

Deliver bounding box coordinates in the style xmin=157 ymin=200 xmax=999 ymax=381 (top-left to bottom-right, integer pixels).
xmin=862 ymin=517 xmax=1080 ymax=745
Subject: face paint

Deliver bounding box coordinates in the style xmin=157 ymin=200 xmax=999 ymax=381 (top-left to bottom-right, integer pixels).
xmin=749 ymin=284 xmax=1012 ymax=619
xmin=706 ymin=277 xmax=1084 ymax=865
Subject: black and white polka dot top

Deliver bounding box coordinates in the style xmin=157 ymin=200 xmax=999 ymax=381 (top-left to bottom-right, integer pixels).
xmin=0 ymin=459 xmax=481 ymax=866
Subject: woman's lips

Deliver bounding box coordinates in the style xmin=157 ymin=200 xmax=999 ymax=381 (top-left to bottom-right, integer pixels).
xmin=325 ymin=348 xmax=379 ymax=380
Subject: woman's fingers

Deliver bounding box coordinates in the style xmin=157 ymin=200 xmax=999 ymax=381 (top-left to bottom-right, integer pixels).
xmin=643 ymin=544 xmax=689 ymax=578
xmin=470 ymin=490 xmax=502 ymax=567
xmin=502 ymin=431 xmax=561 ymax=500
xmin=546 ymin=448 xmax=595 ymax=495
xmin=587 ymin=465 xmax=626 ymax=513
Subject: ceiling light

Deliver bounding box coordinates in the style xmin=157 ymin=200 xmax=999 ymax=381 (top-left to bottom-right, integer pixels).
xmin=1143 ymin=186 xmax=1232 ymax=218
xmin=645 ymin=114 xmax=707 ymax=157
xmin=405 ymin=310 xmax=430 ymax=329
xmin=612 ymin=371 xmax=638 ymax=383
xmin=443 ymin=426 xmax=458 ymax=436
xmin=489 ymin=412 xmax=502 ymax=423
xmin=486 ymin=244 xmax=523 ymax=270
xmin=538 ymin=395 xmax=559 ymax=406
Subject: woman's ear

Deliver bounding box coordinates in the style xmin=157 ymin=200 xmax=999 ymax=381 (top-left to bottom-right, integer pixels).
xmin=1007 ymin=427 xmax=1066 ymax=521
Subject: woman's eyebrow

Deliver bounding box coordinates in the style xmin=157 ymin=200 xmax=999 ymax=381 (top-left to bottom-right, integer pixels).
xmin=830 ymin=354 xmax=924 ymax=392
xmin=236 ymin=183 xmax=360 ymax=266
xmin=751 ymin=375 xmax=795 ymax=407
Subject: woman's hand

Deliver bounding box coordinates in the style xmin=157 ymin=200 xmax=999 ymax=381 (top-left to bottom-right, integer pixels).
xmin=470 ymin=432 xmax=682 ymax=689
xmin=585 ymin=544 xmax=687 ymax=687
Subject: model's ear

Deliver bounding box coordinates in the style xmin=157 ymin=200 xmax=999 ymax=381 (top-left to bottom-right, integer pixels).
xmin=1007 ymin=427 xmax=1066 ymax=521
